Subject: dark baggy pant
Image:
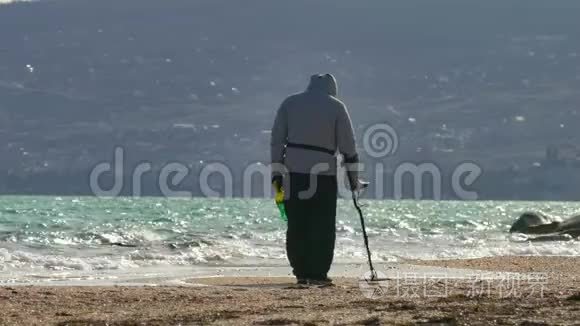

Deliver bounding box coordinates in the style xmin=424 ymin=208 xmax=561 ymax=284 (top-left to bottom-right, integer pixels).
xmin=285 ymin=173 xmax=337 ymax=280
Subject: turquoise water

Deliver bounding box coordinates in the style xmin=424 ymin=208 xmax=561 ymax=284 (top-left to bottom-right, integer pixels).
xmin=1 ymin=196 xmax=579 ymax=283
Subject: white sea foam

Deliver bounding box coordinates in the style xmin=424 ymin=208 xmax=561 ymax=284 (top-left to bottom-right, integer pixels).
xmin=0 ymin=0 xmax=34 ymax=5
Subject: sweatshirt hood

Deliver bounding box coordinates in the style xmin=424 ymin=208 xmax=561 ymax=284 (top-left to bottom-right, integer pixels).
xmin=306 ymin=73 xmax=338 ymax=96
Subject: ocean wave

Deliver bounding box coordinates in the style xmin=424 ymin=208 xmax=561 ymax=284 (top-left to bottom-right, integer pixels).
xmin=1 ymin=197 xmax=580 ymax=283
xmin=2 ymin=236 xmax=578 ymax=275
xmin=0 ymin=248 xmax=138 ymax=271
xmin=0 ymin=0 xmax=35 ymax=5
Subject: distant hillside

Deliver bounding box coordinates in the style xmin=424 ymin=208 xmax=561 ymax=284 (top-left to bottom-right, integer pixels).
xmin=1 ymin=0 xmax=580 ymax=199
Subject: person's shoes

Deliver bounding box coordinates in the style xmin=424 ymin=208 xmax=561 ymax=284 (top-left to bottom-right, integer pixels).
xmin=308 ymin=277 xmax=334 ymax=286
xmin=296 ymin=278 xmax=308 ymax=285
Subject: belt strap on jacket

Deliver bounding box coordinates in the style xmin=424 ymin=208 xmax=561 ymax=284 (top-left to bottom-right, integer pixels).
xmin=286 ymin=142 xmax=335 ymax=156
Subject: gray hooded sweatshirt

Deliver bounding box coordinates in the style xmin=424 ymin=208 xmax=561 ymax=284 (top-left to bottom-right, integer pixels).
xmin=270 ymin=74 xmax=359 ymax=179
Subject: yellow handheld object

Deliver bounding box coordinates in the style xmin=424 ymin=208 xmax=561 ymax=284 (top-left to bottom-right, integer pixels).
xmin=273 ymin=182 xmax=287 ymax=222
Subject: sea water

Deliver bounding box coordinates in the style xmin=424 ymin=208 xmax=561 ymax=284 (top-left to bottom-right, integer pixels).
xmin=0 ymin=196 xmax=579 ymax=284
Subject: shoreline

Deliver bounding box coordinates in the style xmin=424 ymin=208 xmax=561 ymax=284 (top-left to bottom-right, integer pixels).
xmin=2 ymin=255 xmax=580 ymax=286
xmin=0 ymin=257 xmax=539 ymax=287
xmin=1 ymin=256 xmax=579 ymax=325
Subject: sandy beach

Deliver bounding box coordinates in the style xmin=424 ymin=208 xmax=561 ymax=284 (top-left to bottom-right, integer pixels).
xmin=1 ymin=256 xmax=579 ymax=325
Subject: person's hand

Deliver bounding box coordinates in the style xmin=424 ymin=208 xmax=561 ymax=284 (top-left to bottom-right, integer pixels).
xmin=352 ymin=179 xmax=369 ymax=192
xmin=272 ymin=175 xmax=283 ymax=191
xmin=346 ymin=170 xmax=368 ymax=192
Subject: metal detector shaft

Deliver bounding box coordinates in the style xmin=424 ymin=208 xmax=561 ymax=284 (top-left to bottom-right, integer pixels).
xmin=352 ymin=192 xmax=378 ymax=280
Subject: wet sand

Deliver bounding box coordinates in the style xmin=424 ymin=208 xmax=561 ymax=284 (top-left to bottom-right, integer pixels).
xmin=1 ymin=256 xmax=579 ymax=325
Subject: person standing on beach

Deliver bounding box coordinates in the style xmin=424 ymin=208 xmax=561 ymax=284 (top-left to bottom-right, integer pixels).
xmin=270 ymin=74 xmax=364 ymax=285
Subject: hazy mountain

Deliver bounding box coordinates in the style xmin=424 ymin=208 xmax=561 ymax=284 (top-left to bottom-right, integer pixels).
xmin=2 ymin=0 xmax=580 ymax=199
